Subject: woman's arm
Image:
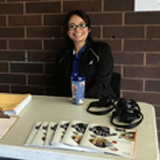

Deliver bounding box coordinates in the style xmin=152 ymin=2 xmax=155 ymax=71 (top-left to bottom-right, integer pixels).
xmin=85 ymin=43 xmax=116 ymax=99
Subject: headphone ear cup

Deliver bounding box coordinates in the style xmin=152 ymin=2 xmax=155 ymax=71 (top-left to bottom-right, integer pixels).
xmin=133 ymin=109 xmax=141 ymax=119
xmin=129 ymin=99 xmax=137 ymax=106
xmin=119 ymin=112 xmax=136 ymax=123
xmin=117 ymin=98 xmax=127 ymax=110
xmin=129 ymin=99 xmax=140 ymax=110
xmin=112 ymin=110 xmax=120 ymax=117
xmin=114 ymin=98 xmax=128 ymax=117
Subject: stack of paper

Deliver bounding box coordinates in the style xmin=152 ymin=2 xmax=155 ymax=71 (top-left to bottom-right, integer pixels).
xmin=25 ymin=120 xmax=138 ymax=158
xmin=0 ymin=93 xmax=32 ymax=115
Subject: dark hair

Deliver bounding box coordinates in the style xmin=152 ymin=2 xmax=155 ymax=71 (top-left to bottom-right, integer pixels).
xmin=64 ymin=10 xmax=92 ymax=48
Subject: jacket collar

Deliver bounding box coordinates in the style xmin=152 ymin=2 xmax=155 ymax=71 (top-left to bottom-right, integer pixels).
xmin=86 ymin=40 xmax=100 ymax=63
xmin=59 ymin=40 xmax=100 ymax=64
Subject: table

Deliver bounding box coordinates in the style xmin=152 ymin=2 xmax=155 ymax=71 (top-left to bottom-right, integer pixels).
xmin=0 ymin=96 xmax=159 ymax=160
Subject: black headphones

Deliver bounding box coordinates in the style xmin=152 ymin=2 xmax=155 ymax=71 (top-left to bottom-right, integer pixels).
xmin=86 ymin=97 xmax=115 ymax=115
xmin=110 ymin=98 xmax=143 ymax=129
xmin=87 ymin=97 xmax=144 ymax=129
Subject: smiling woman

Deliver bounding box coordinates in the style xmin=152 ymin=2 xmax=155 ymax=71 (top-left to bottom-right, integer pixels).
xmin=55 ymin=10 xmax=117 ymax=99
xmin=67 ymin=14 xmax=91 ymax=55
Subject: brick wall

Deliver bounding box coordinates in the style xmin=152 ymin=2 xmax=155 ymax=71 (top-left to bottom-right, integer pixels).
xmin=0 ymin=0 xmax=160 ymax=141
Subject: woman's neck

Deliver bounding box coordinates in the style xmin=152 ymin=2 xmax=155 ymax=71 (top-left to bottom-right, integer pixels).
xmin=74 ymin=41 xmax=86 ymax=55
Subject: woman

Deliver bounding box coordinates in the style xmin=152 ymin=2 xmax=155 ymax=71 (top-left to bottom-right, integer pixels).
xmin=55 ymin=10 xmax=116 ymax=99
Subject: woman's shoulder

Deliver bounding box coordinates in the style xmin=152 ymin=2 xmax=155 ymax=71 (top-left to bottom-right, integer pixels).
xmin=90 ymin=40 xmax=110 ymax=49
xmin=89 ymin=40 xmax=111 ymax=52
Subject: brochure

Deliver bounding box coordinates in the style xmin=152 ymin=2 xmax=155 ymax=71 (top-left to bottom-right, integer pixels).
xmin=50 ymin=120 xmax=69 ymax=148
xmin=25 ymin=120 xmax=137 ymax=158
xmin=80 ymin=123 xmax=137 ymax=157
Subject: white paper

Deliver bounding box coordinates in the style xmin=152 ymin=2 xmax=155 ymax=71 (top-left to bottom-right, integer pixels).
xmin=25 ymin=122 xmax=42 ymax=146
xmin=0 ymin=117 xmax=17 ymax=139
xmin=31 ymin=122 xmax=48 ymax=147
xmin=44 ymin=122 xmax=57 ymax=147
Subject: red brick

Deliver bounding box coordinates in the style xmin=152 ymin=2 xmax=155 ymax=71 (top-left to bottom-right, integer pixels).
xmin=63 ymin=0 xmax=101 ymax=13
xmin=0 ymin=85 xmax=9 ymax=92
xmin=112 ymin=52 xmax=144 ymax=65
xmin=157 ymin=119 xmax=160 ymax=131
xmin=12 ymin=85 xmax=44 ymax=95
xmin=9 ymin=39 xmax=42 ymax=50
xmin=9 ymin=15 xmax=41 ymax=26
xmin=28 ymin=75 xmax=55 ymax=86
xmin=0 ymin=74 xmax=26 ymax=84
xmin=125 ymin=12 xmax=160 ymax=25
xmin=0 ymin=3 xmax=23 ymax=14
xmin=146 ymin=54 xmax=160 ymax=66
xmin=121 ymin=79 xmax=143 ymax=91
xmin=45 ymin=63 xmax=56 ymax=74
xmin=0 ymin=28 xmax=24 ymax=37
xmin=44 ymin=39 xmax=65 ymax=51
xmin=9 ymin=0 xmax=40 ymax=1
xmin=0 ymin=16 xmax=6 ymax=26
xmin=0 ymin=40 xmax=7 ymax=49
xmin=28 ymin=51 xmax=58 ymax=62
xmin=113 ymin=66 xmax=121 ymax=74
xmin=89 ymin=13 xmax=122 ymax=25
xmin=0 ymin=62 xmax=8 ymax=72
xmin=123 ymin=92 xmax=160 ymax=105
xmin=0 ymin=51 xmax=25 ymax=61
xmin=103 ymin=40 xmax=122 ymax=51
xmin=124 ymin=66 xmax=160 ymax=79
xmin=125 ymin=40 xmax=160 ymax=52
xmin=27 ymin=27 xmax=62 ymax=38
xmin=103 ymin=27 xmax=144 ymax=38
xmin=104 ymin=0 xmax=134 ymax=11
xmin=11 ymin=63 xmax=43 ymax=74
xmin=92 ymin=27 xmax=101 ymax=38
xmin=147 ymin=27 xmax=160 ymax=38
xmin=155 ymin=106 xmax=160 ymax=118
xmin=158 ymin=132 xmax=160 ymax=143
xmin=44 ymin=15 xmax=66 ymax=26
xmin=145 ymin=80 xmax=160 ymax=92
xmin=26 ymin=2 xmax=61 ymax=13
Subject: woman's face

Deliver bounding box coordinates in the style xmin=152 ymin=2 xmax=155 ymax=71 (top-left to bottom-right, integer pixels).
xmin=67 ymin=15 xmax=90 ymax=46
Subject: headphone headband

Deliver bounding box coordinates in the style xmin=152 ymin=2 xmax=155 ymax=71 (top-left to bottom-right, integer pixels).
xmin=86 ymin=98 xmax=144 ymax=129
xmin=86 ymin=97 xmax=115 ymax=115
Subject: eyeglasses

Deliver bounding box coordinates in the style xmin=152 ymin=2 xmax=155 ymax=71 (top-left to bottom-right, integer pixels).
xmin=68 ymin=23 xmax=88 ymax=30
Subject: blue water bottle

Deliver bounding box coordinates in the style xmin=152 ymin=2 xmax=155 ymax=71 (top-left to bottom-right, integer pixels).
xmin=71 ymin=74 xmax=86 ymax=105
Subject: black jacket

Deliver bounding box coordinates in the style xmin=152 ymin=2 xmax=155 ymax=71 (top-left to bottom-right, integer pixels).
xmin=55 ymin=41 xmax=116 ymax=99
